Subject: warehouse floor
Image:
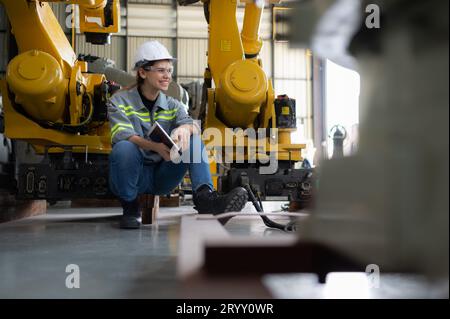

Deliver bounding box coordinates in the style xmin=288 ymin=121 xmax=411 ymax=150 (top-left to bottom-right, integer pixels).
xmin=2 ymin=202 xmax=440 ymax=299
xmin=0 ymin=201 xmax=292 ymax=299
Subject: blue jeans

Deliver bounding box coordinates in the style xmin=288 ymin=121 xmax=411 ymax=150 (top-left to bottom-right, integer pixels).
xmin=109 ymin=135 xmax=213 ymax=202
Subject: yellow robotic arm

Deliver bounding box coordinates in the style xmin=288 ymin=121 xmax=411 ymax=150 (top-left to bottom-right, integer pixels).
xmin=0 ymin=0 xmax=120 ymax=153
xmin=187 ymin=0 xmax=303 ymax=161
xmin=208 ymin=0 xmax=267 ymax=129
xmin=69 ymin=0 xmax=120 ymax=44
xmin=180 ymin=0 xmax=311 ymax=205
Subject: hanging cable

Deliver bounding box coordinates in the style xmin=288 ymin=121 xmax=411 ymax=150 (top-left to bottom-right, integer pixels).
xmin=243 ymin=184 xmax=297 ymax=232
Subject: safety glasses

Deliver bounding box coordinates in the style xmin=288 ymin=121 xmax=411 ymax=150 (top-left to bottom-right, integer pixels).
xmin=142 ymin=65 xmax=174 ymax=75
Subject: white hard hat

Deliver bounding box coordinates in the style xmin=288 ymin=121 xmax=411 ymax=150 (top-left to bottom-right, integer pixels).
xmin=133 ymin=41 xmax=175 ymax=69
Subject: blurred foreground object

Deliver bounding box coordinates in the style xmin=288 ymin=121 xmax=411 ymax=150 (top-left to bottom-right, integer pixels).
xmin=178 ymin=0 xmax=448 ymax=298
xmin=294 ymin=0 xmax=448 ymax=285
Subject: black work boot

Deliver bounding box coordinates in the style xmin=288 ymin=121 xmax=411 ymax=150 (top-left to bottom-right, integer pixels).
xmin=119 ymin=198 xmax=141 ymax=229
xmin=193 ymin=185 xmax=248 ymax=215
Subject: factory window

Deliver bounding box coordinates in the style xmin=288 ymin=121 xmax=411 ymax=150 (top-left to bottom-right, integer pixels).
xmin=325 ymin=59 xmax=360 ymax=158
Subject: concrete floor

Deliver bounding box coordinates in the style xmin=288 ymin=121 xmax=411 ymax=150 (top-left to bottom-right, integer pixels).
xmin=0 ymin=201 xmax=292 ymax=299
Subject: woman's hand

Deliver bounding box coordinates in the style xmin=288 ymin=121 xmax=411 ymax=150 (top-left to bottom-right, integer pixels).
xmin=152 ymin=142 xmax=171 ymax=161
xmin=170 ymin=125 xmax=191 ymax=152
xmin=128 ymin=135 xmax=172 ymax=161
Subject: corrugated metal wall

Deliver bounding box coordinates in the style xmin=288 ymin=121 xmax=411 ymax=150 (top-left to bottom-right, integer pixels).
xmin=260 ymin=40 xmax=272 ymax=78
xmin=177 ymin=5 xmax=208 ymax=39
xmin=177 ymin=38 xmax=207 ymax=82
xmin=127 ymin=4 xmax=176 ymax=37
xmin=274 ymin=42 xmax=307 ymax=80
xmin=176 ymin=4 xmax=206 ymax=83
xmin=273 ymin=42 xmax=312 ymax=142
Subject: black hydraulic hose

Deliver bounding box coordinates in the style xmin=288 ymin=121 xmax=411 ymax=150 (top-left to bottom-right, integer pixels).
xmin=255 ymin=189 xmax=297 ymax=232
xmin=243 ymin=184 xmax=297 ymax=232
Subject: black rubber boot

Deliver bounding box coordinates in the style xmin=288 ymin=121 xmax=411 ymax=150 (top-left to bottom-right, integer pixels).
xmin=193 ymin=185 xmax=248 ymax=215
xmin=119 ymin=198 xmax=141 ymax=229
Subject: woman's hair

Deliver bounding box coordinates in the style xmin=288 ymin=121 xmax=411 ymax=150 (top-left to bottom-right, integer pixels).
xmin=136 ymin=60 xmax=156 ymax=85
xmin=122 ymin=60 xmax=156 ymax=91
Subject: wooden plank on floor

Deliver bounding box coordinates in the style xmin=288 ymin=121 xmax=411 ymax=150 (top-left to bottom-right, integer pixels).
xmin=177 ymin=215 xmax=230 ymax=279
xmin=0 ymin=191 xmax=46 ymax=223
xmin=159 ymin=194 xmax=179 ymax=207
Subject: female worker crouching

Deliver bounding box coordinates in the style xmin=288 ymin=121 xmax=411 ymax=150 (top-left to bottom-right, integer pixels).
xmin=107 ymin=41 xmax=248 ymax=229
